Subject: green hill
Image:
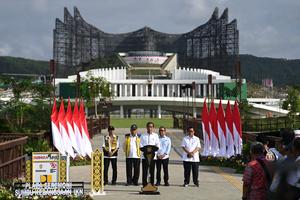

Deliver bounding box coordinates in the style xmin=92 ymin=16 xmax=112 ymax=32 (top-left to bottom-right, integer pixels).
xmin=240 ymin=54 xmax=300 ymax=86
xmin=1 ymin=55 xmax=300 ymax=86
xmin=0 ymin=56 xmax=49 ymax=75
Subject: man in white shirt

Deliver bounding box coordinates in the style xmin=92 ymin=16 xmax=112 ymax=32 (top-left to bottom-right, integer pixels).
xmin=102 ymin=126 xmax=119 ymax=185
xmin=181 ymin=126 xmax=201 ymax=187
xmin=155 ymin=126 xmax=171 ymax=186
xmin=124 ymin=124 xmax=141 ymax=186
xmin=140 ymin=122 xmax=160 ymax=187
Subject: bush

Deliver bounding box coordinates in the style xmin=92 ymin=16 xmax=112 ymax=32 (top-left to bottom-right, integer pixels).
xmin=200 ymin=156 xmax=246 ymax=173
xmin=0 ymin=186 xmax=15 ymax=200
xmin=70 ymin=157 xmax=91 ymax=166
xmin=24 ymin=139 xmax=51 ymax=156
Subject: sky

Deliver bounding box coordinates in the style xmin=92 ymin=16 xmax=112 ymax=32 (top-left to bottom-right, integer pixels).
xmin=0 ymin=0 xmax=299 ymax=60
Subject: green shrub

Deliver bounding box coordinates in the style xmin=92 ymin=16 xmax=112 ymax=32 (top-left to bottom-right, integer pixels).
xmin=24 ymin=139 xmax=51 ymax=156
xmin=0 ymin=186 xmax=15 ymax=200
xmin=200 ymin=156 xmax=246 ymax=173
xmin=70 ymin=157 xmax=91 ymax=166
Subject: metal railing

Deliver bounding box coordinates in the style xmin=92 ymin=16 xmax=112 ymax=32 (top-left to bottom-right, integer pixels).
xmin=242 ymin=116 xmax=300 ymax=132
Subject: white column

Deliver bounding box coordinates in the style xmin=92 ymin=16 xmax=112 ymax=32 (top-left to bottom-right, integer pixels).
xmin=120 ymin=105 xmax=124 ymax=118
xmin=109 ymin=84 xmax=112 ymax=96
xmin=214 ymin=84 xmax=217 ymax=98
xmin=177 ymin=84 xmax=180 ymax=97
xmin=141 ymin=84 xmax=144 ymax=96
xmin=130 ymin=84 xmax=133 ymax=97
xmin=158 ymin=105 xmax=161 ymax=119
xmin=172 ymin=84 xmax=175 ymax=97
xmin=198 ymin=84 xmax=201 ymax=97
xmin=133 ymin=84 xmax=136 ymax=97
xmin=145 ymin=84 xmax=148 ymax=97
xmin=120 ymin=84 xmax=123 ymax=97
xmin=156 ymin=84 xmax=159 ymax=97
xmin=162 ymin=85 xmax=165 ymax=97
xmin=114 ymin=84 xmax=117 ymax=97
xmin=124 ymin=84 xmax=127 ymax=97
xmin=203 ymin=84 xmax=207 ymax=97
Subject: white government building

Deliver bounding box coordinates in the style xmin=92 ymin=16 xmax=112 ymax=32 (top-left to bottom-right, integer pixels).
xmin=55 ymin=51 xmax=246 ymax=118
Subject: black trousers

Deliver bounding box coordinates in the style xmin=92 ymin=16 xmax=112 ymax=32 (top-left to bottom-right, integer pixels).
xmin=142 ymin=159 xmax=155 ymax=186
xmin=126 ymin=158 xmax=140 ymax=184
xmin=183 ymin=161 xmax=199 ymax=185
xmin=104 ymin=158 xmax=117 ymax=183
xmin=156 ymin=158 xmax=169 ymax=184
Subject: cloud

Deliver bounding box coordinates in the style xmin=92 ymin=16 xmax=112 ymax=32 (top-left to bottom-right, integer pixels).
xmin=31 ymin=0 xmax=49 ymax=12
xmin=0 ymin=0 xmax=299 ymax=60
xmin=0 ymin=43 xmax=12 ymax=56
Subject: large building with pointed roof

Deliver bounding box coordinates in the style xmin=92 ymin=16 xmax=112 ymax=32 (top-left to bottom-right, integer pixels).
xmin=53 ymin=7 xmax=239 ymax=76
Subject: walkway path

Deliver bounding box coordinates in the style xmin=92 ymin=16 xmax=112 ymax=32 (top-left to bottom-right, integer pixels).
xmin=70 ymin=128 xmax=242 ymax=200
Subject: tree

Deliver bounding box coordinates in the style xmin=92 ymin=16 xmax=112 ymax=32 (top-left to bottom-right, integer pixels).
xmin=282 ymin=87 xmax=300 ymax=128
xmin=80 ymin=72 xmax=112 ymax=116
xmin=282 ymin=87 xmax=300 ymax=114
xmin=0 ymin=76 xmax=53 ymax=132
xmin=238 ymin=99 xmax=253 ymax=121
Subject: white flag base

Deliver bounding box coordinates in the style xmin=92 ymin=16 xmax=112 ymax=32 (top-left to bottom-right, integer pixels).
xmin=89 ymin=191 xmax=106 ymax=196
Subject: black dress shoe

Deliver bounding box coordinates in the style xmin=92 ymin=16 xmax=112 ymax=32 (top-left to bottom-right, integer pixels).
xmin=155 ymin=182 xmax=160 ymax=186
xmin=111 ymin=182 xmax=116 ymax=185
xmin=164 ymin=182 xmax=170 ymax=186
xmin=133 ymin=182 xmax=139 ymax=186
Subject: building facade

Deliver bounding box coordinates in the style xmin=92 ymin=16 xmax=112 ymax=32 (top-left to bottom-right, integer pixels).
xmin=53 ymin=7 xmax=239 ymax=76
xmin=55 ymin=52 xmax=246 ymax=118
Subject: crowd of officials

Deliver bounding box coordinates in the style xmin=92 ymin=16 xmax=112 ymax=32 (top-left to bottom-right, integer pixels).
xmin=242 ymin=130 xmax=300 ymax=200
xmin=101 ymin=123 xmax=300 ymax=199
xmin=102 ymin=122 xmax=200 ymax=188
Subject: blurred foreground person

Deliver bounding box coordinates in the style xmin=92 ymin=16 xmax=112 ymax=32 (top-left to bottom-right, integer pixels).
xmin=269 ymin=137 xmax=300 ymax=200
xmin=242 ymin=142 xmax=273 ymax=200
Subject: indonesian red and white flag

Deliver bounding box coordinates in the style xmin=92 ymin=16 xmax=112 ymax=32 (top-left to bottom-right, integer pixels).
xmin=209 ymin=101 xmax=219 ymax=157
xmin=50 ymin=98 xmax=65 ymax=154
xmin=225 ymin=101 xmax=235 ymax=157
xmin=217 ymin=100 xmax=226 ymax=157
xmin=72 ymin=98 xmax=86 ymax=157
xmin=233 ymin=101 xmax=243 ymax=155
xmin=57 ymin=99 xmax=75 ymax=158
xmin=65 ymin=98 xmax=80 ymax=155
xmin=79 ymin=99 xmax=93 ymax=158
xmin=201 ymin=99 xmax=211 ymax=156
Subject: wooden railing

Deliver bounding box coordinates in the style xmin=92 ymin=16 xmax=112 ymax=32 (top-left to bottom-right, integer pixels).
xmin=0 ymin=136 xmax=28 ymax=180
xmin=88 ymin=116 xmax=110 ymax=138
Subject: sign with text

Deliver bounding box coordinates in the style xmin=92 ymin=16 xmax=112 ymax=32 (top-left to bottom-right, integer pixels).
xmin=14 ymin=182 xmax=84 ymax=198
xmin=124 ymin=56 xmax=168 ymax=65
xmin=32 ymin=152 xmax=60 ymax=183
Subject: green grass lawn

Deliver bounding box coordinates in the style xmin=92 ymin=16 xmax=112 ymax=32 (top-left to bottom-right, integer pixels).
xmin=110 ymin=117 xmax=174 ymax=128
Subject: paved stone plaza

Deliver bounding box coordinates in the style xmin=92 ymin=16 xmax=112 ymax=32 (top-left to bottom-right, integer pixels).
xmin=70 ymin=128 xmax=242 ymax=200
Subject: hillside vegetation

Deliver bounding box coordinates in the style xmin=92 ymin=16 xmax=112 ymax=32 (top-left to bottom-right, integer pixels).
xmin=1 ymin=55 xmax=300 ymax=86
